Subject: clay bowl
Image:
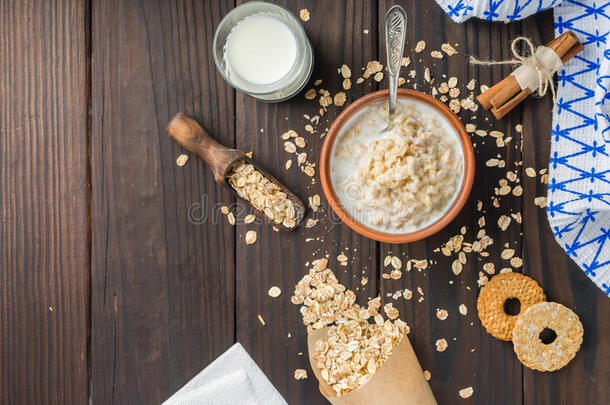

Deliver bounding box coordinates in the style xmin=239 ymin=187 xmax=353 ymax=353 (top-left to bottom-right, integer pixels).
xmin=319 ymin=89 xmax=475 ymax=243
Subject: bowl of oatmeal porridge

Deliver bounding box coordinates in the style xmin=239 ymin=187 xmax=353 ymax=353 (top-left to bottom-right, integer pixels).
xmin=320 ymin=89 xmax=474 ymax=243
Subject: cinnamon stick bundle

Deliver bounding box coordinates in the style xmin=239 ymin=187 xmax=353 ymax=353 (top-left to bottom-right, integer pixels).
xmin=476 ymin=31 xmax=583 ymax=119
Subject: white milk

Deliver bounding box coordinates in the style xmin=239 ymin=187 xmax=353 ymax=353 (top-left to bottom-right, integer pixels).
xmin=225 ymin=14 xmax=297 ymax=85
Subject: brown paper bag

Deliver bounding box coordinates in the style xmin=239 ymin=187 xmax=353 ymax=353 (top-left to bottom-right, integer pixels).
xmin=307 ymin=328 xmax=437 ymax=405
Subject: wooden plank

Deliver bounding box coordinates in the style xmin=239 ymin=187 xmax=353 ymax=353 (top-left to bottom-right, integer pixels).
xmin=0 ymin=1 xmax=89 ymax=404
xmin=521 ymin=13 xmax=610 ymax=405
xmin=233 ymin=1 xmax=379 ymax=403
xmin=89 ymin=0 xmax=236 ymax=403
xmin=377 ymin=1 xmax=523 ymax=403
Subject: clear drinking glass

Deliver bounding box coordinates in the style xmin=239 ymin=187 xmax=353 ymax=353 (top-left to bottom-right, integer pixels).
xmin=213 ymin=1 xmax=314 ymax=102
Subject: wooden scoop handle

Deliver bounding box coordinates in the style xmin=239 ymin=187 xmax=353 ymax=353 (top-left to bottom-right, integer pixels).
xmin=166 ymin=112 xmax=246 ymax=183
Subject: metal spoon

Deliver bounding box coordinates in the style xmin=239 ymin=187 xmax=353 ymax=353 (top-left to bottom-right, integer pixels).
xmin=379 ymin=5 xmax=407 ymax=136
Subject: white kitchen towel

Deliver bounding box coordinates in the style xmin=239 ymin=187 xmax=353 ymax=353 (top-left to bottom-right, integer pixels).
xmin=163 ymin=343 xmax=288 ymax=405
xmin=433 ymin=0 xmax=610 ymax=297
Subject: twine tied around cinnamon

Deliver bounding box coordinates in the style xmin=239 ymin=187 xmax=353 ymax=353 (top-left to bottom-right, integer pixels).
xmin=470 ymin=36 xmax=559 ymax=105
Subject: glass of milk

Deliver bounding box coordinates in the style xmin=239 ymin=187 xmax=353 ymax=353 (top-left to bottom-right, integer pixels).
xmin=213 ymin=1 xmax=314 ymax=102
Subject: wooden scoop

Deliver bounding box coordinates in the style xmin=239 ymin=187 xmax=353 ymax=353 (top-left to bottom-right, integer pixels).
xmin=167 ymin=112 xmax=305 ymax=230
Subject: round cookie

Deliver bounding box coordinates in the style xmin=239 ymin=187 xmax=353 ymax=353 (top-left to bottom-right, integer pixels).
xmin=512 ymin=302 xmax=583 ymax=371
xmin=477 ymin=272 xmax=546 ymax=341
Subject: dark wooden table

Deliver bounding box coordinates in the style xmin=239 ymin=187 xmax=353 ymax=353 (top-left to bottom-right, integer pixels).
xmin=2 ymin=1 xmax=609 ymax=404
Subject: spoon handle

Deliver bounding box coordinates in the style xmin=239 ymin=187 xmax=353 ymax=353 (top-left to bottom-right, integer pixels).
xmin=384 ymin=5 xmax=407 ymax=116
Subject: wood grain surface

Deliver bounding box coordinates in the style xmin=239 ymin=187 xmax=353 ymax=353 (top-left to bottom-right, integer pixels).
xmin=1 ymin=1 xmax=608 ymax=404
xmin=0 ymin=1 xmax=89 ymax=404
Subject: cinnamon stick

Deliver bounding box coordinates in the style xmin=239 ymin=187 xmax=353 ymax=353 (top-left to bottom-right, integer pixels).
xmin=475 ymin=31 xmax=583 ymax=119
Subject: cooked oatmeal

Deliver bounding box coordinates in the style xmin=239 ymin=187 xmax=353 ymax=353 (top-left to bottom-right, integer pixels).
xmin=330 ymin=100 xmax=464 ymax=233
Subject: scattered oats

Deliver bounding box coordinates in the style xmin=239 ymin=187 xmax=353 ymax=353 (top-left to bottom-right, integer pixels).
xmin=384 ymin=303 xmax=400 ymax=319
xmin=304 ymin=124 xmax=314 ymax=134
xmin=303 ymin=165 xmax=315 ymax=177
xmin=244 ymin=214 xmax=256 ymax=224
xmin=478 ymin=216 xmax=486 ymax=227
xmin=438 ymin=82 xmax=449 ymax=93
xmin=436 ymin=338 xmax=448 ymax=352
xmin=449 ymin=87 xmax=460 ymax=98
xmin=424 ymin=67 xmax=432 ymax=83
xmin=390 ymin=269 xmax=402 ymax=280
xmin=465 ymin=123 xmax=476 ymax=133
xmin=415 ymin=40 xmax=426 ymax=53
xmin=309 ymin=194 xmax=321 ymax=211
xmin=515 ymin=124 xmax=523 ymax=132
xmin=498 ymin=185 xmax=512 ymax=195
xmin=285 ymin=159 xmax=293 ymax=170
xmin=459 ymin=387 xmax=474 ymax=399
xmin=466 ymin=79 xmax=476 ymax=91
xmin=489 ymin=130 xmax=503 ymax=138
xmin=417 ymin=287 xmax=424 ymax=296
xmin=414 ymin=259 xmax=429 ymax=270
xmin=534 ymin=196 xmax=547 ymax=208
xmin=431 ymin=50 xmax=443 ymax=59
xmin=510 ymin=257 xmax=523 ymax=268
xmin=480 ymin=84 xmax=489 ymax=93
xmin=513 ymin=212 xmax=522 ymax=224
xmin=337 ymin=253 xmax=348 ymax=263
xmin=305 ymin=218 xmax=318 ymax=228
xmin=363 ymin=60 xmax=384 ymax=78
xmin=498 ymin=215 xmax=511 ymax=231
xmin=448 ymin=77 xmax=458 ymax=88
xmin=305 ymin=88 xmax=317 ymax=100
xmin=299 ymin=8 xmax=310 ymax=21
xmin=483 ymin=262 xmax=495 ymax=275
xmin=391 ymin=256 xmax=402 ymax=270
xmin=295 ymin=137 xmax=307 ymax=148
xmin=403 ymin=288 xmax=413 ymax=300
xmin=340 ymin=64 xmax=352 ymax=78
xmin=221 ymin=205 xmax=229 ymax=215
xmin=486 ymin=158 xmax=500 ymax=167
xmin=361 ymin=277 xmax=368 ymax=286
xmin=245 ymin=230 xmax=257 ymax=245
xmin=513 ymin=185 xmax=523 ymax=196
xmin=268 ymin=286 xmax=282 ymax=298
xmin=284 ymin=141 xmax=297 ymax=153
xmin=441 ymin=42 xmax=458 ymax=56
xmin=477 ymin=200 xmax=483 ymax=211
xmin=227 ymin=212 xmax=236 ymax=225
xmin=436 ymin=309 xmax=449 ymax=320
xmin=541 ymin=173 xmax=549 ymax=184
xmin=477 ymin=274 xmax=489 ymax=286
xmin=294 ymin=369 xmax=308 ymax=380
xmin=459 ymin=304 xmax=467 ymax=315
xmin=356 ymin=77 xmax=365 ymax=84
xmin=334 ymin=92 xmax=347 ymax=106
xmin=297 ymin=152 xmax=307 ymax=165
xmin=525 ymin=167 xmax=537 ymax=177
xmin=458 ymin=251 xmax=467 ymax=264
xmin=501 ymin=248 xmax=515 ymax=259
xmin=452 ymin=259 xmax=463 ymax=275
xmin=257 ymin=314 xmax=266 ymax=326
xmin=363 ymin=29 xmax=369 ymax=34
xmin=384 ymin=255 xmax=392 ymax=267
xmin=424 ymin=370 xmax=431 ymax=380
xmin=176 ymin=154 xmax=189 ymax=166
xmin=343 ymin=78 xmax=352 ymax=90
xmin=449 ymin=99 xmax=461 ymax=113
xmin=401 ymin=56 xmax=411 ymax=67
xmin=373 ymin=72 xmax=384 ymax=82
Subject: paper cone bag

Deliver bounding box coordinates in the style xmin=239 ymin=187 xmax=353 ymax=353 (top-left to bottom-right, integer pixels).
xmin=307 ymin=328 xmax=437 ymax=405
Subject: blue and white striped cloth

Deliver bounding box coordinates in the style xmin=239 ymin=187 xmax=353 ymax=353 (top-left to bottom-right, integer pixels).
xmin=434 ymin=0 xmax=610 ymax=296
